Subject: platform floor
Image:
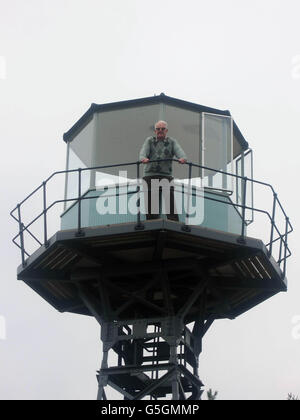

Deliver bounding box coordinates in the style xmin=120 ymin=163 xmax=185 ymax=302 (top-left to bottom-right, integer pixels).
xmin=17 ymin=219 xmax=286 ymax=320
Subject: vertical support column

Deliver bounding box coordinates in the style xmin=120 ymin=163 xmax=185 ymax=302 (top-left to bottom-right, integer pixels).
xmin=199 ymin=112 xmax=203 ymax=179
xmin=221 ymin=117 xmax=228 ymax=190
xmin=236 ymin=150 xmax=245 ymax=208
xmin=186 ymin=163 xmax=192 ymax=223
xmin=171 ymin=375 xmax=180 ymax=400
xmin=17 ymin=204 xmax=26 ymax=267
xmin=169 ymin=343 xmax=180 ymax=400
xmin=63 ymin=142 xmax=70 ymax=212
xmin=90 ymin=112 xmax=98 ymax=189
xmin=42 ymin=181 xmax=48 ymax=247
xmin=96 ymin=316 xmax=205 ymax=400
xmin=269 ymin=192 xmax=277 ymax=256
xmin=238 ymin=176 xmax=247 ymax=243
xmin=283 ymin=216 xmax=289 ymax=278
xmin=97 ymin=322 xmax=117 ymax=401
xmin=97 ymin=348 xmax=109 ymax=400
xmin=135 ymin=161 xmax=144 ymax=230
xmin=76 ymin=168 xmax=84 ymax=237
xmin=182 ymin=163 xmax=192 ymax=232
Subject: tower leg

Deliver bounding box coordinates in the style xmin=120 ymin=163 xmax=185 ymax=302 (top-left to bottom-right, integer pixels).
xmin=97 ymin=376 xmax=107 ymax=400
xmin=171 ymin=374 xmax=180 ymax=400
xmin=97 ymin=349 xmax=109 ymax=400
xmin=169 ymin=344 xmax=180 ymax=400
xmin=75 ymin=266 xmax=214 ymax=400
xmin=96 ymin=317 xmax=206 ymax=400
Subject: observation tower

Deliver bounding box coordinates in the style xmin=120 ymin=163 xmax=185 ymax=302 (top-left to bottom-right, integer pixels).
xmin=11 ymin=94 xmax=292 ymax=400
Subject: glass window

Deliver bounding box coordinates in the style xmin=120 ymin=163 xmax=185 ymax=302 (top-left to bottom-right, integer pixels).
xmin=64 ymin=120 xmax=94 ymax=209
xmin=202 ymin=113 xmax=233 ymax=191
xmin=65 ymin=148 xmax=90 ymax=209
xmin=95 ymin=105 xmax=160 ymax=180
xmin=164 ymin=105 xmax=200 ymax=180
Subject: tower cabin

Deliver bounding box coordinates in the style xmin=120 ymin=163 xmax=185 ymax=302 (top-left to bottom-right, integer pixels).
xmin=12 ymin=94 xmax=292 ymax=400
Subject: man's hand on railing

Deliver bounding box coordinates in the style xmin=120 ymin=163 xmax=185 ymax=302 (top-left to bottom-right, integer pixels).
xmin=178 ymin=158 xmax=187 ymax=164
xmin=141 ymin=158 xmax=187 ymax=164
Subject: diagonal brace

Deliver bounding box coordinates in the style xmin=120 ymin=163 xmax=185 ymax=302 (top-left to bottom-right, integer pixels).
xmin=102 ymin=277 xmax=168 ymax=315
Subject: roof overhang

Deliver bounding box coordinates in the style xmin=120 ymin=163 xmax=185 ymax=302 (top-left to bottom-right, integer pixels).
xmin=63 ymin=93 xmax=249 ymax=151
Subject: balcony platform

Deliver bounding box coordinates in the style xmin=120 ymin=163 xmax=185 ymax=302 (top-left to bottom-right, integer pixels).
xmin=17 ymin=219 xmax=287 ymax=321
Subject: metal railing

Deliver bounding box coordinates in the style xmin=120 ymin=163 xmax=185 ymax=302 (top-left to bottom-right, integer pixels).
xmin=10 ymin=159 xmax=293 ymax=278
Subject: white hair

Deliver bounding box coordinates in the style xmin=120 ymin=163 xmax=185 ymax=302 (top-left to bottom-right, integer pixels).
xmin=154 ymin=120 xmax=168 ymax=129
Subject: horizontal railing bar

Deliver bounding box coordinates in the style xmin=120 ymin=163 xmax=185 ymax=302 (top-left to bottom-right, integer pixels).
xmin=189 ymin=161 xmax=271 ymax=187
xmin=12 ymin=238 xmax=30 ymax=257
xmin=11 ymin=159 xmax=293 ymax=273
xmin=10 ymin=161 xmax=149 ymax=217
xmin=266 ymin=229 xmax=293 ymax=247
xmin=11 ymin=159 xmax=289 ymax=223
xmin=8 ymin=158 xmax=277 ymax=211
xmin=12 ymin=210 xmax=49 ymax=242
xmin=14 ymin=184 xmax=282 ymax=252
xmin=274 ymin=195 xmax=293 ymax=231
xmin=13 ymin=185 xmax=245 ymax=239
xmin=10 ymin=182 xmax=45 ymax=216
xmin=12 ymin=180 xmax=284 ymax=244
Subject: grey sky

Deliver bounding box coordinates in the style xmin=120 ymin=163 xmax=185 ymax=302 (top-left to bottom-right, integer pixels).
xmin=0 ymin=0 xmax=299 ymax=400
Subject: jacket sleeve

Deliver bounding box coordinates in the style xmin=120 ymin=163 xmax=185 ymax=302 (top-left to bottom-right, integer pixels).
xmin=139 ymin=137 xmax=151 ymax=160
xmin=173 ymin=139 xmax=187 ymax=160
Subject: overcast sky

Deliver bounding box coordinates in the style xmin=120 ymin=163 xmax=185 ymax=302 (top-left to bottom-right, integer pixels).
xmin=0 ymin=0 xmax=300 ymax=400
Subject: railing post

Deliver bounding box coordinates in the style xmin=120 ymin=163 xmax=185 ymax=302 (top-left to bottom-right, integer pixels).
xmin=76 ymin=168 xmax=84 ymax=236
xmin=43 ymin=181 xmax=49 ymax=247
xmin=238 ymin=176 xmax=247 ymax=243
xmin=268 ymin=192 xmax=277 ymax=256
xmin=17 ymin=204 xmax=26 ymax=267
xmin=282 ymin=216 xmax=289 ymax=279
xmin=135 ymin=161 xmax=144 ymax=230
xmin=278 ymin=232 xmax=283 ymax=264
xmin=182 ymin=162 xmax=192 ymax=232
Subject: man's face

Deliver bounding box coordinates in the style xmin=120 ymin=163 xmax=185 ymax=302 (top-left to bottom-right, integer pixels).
xmin=155 ymin=122 xmax=168 ymax=140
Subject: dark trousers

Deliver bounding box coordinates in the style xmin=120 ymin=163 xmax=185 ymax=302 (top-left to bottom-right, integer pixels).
xmin=143 ymin=176 xmax=179 ymax=221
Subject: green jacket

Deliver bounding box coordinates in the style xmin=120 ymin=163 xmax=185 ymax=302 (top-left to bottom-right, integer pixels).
xmin=139 ymin=136 xmax=187 ymax=177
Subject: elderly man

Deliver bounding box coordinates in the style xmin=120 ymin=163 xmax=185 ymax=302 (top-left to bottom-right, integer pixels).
xmin=139 ymin=120 xmax=187 ymax=221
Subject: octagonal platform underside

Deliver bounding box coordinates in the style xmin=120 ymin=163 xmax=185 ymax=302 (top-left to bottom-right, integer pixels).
xmin=17 ymin=219 xmax=286 ymax=321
